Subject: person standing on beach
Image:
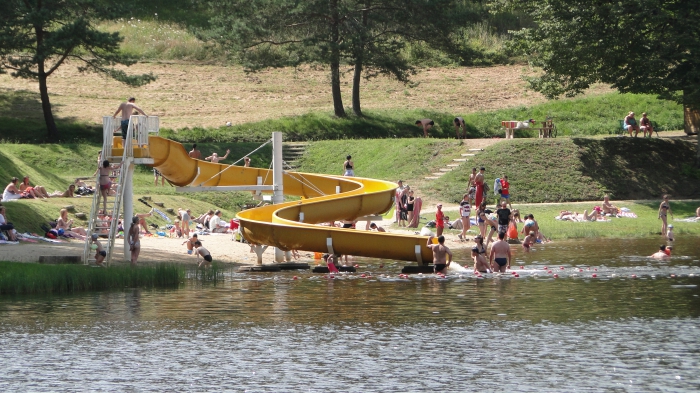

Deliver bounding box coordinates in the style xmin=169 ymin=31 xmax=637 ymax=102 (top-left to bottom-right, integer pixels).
xmin=395 ymin=180 xmax=405 ymax=223
xmin=453 ymin=117 xmax=466 ymax=139
xmin=435 ymin=204 xmax=445 ymax=237
xmin=343 ymin=155 xmax=355 ymax=176
xmin=189 ymin=144 xmax=202 ymax=159
xmin=427 ymin=235 xmax=452 ymax=274
xmin=128 ymin=216 xmax=141 ymax=266
xmin=415 ymin=119 xmax=434 ymax=137
xmin=658 ymin=194 xmax=673 ymax=238
xmin=495 ymin=202 xmax=511 ymax=235
xmin=458 ymin=193 xmax=471 ymax=241
xmin=489 ymin=231 xmax=511 ymax=272
xmin=474 ymin=167 xmax=485 ymax=208
xmin=113 ymin=97 xmax=148 ymax=138
xmin=499 ymin=175 xmax=512 ymax=209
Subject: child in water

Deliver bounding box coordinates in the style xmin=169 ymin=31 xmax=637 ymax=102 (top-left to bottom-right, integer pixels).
xmin=666 ymin=225 xmax=675 ymax=242
xmin=193 ymin=241 xmax=212 ymax=268
xmin=182 ymin=233 xmax=199 ymax=254
xmin=90 ymin=234 xmax=106 ymax=267
xmin=522 ymin=231 xmax=536 ymax=252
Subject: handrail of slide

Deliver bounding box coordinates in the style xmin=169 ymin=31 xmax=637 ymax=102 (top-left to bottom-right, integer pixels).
xmin=148 ymin=136 xmax=435 ymax=263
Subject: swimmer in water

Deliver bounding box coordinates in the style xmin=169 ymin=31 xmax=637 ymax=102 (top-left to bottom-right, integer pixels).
xmin=427 ymin=235 xmax=452 ymax=274
xmin=666 ymin=225 xmax=674 ymax=242
xmin=650 ymin=245 xmax=670 ymax=259
xmin=522 ymin=231 xmax=536 ymax=252
xmin=489 ymin=231 xmax=511 ymax=273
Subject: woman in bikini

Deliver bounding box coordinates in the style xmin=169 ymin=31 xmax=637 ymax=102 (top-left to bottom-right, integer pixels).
xmin=476 ymin=202 xmax=497 ymax=246
xmin=128 ymin=216 xmax=141 ymax=266
xmin=472 ymin=235 xmax=489 ymax=273
xmin=2 ymin=177 xmax=23 ymax=202
xmin=658 ymin=194 xmax=673 ymax=237
xmin=20 ymin=176 xmax=49 ymax=199
xmin=343 ymin=155 xmax=354 ymax=176
xmin=98 ymin=160 xmax=121 ymax=212
xmin=57 ymin=208 xmax=88 ymax=239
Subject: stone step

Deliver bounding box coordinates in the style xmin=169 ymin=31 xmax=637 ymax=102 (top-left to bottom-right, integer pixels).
xmin=468 ymin=148 xmax=484 ymax=151
xmin=424 ymin=176 xmax=441 ymax=180
xmin=446 ymin=164 xmax=460 ymax=167
xmin=452 ymin=158 xmax=467 ymax=162
xmin=432 ymin=172 xmax=445 ymax=176
xmin=461 ymin=153 xmax=476 ymax=156
xmin=439 ymin=168 xmax=453 ymax=172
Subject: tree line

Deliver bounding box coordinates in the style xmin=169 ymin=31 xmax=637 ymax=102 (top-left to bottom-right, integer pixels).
xmin=1 ymin=0 xmax=698 ymax=165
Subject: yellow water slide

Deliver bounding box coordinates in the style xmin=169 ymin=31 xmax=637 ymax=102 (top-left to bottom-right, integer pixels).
xmin=149 ymin=136 xmax=434 ymax=263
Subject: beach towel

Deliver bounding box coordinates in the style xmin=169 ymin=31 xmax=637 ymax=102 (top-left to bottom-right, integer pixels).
xmin=618 ymin=212 xmax=637 ymax=218
xmin=675 ymin=217 xmax=700 ymax=222
xmin=493 ymin=178 xmax=502 ymax=195
xmin=408 ymin=197 xmax=422 ymax=228
xmin=152 ymin=208 xmax=172 ymax=222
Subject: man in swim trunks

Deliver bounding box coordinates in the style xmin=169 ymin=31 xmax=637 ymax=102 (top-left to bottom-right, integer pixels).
xmin=427 ymin=235 xmax=452 ymax=274
xmin=189 ymin=144 xmax=202 ymax=159
xmin=194 ymin=241 xmax=213 ymax=268
xmin=113 ymin=97 xmax=148 ymax=138
xmin=453 ymin=117 xmax=466 ymax=139
xmin=90 ymin=234 xmax=107 ymax=267
xmin=495 ymin=202 xmax=512 ymax=234
xmin=489 ymin=231 xmax=511 ymax=272
xmin=415 ymin=119 xmax=434 ymax=137
xmin=474 ymin=167 xmax=485 ymax=208
xmin=650 ymin=245 xmax=670 ymax=259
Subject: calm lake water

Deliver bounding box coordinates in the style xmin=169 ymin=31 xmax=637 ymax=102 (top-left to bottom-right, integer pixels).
xmin=1 ymin=237 xmax=699 ymax=392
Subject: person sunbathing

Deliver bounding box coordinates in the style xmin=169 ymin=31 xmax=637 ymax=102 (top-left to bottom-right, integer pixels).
xmin=602 ymin=195 xmax=619 ymax=215
xmin=57 ymin=208 xmax=87 ymax=239
xmin=2 ymin=177 xmax=23 ymax=202
xmin=49 ymin=184 xmax=76 ymax=198
xmin=20 ymin=176 xmax=49 ymax=199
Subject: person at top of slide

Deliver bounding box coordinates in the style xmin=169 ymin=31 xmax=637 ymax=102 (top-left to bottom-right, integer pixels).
xmin=343 ymin=155 xmax=354 ymax=176
xmin=415 ymin=119 xmax=434 ymax=137
xmin=453 ymin=117 xmax=466 ymax=139
xmin=189 ymin=144 xmax=202 ymax=159
xmin=427 ymin=235 xmax=452 ymax=274
xmin=113 ymin=97 xmax=148 ymax=138
xmin=205 ymin=149 xmax=230 ymax=163
xmin=474 ymin=167 xmax=485 ymax=208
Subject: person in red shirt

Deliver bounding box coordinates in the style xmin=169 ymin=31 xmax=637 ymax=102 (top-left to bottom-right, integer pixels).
xmin=435 ymin=204 xmax=445 ymax=237
xmin=499 ymin=175 xmax=512 ymax=209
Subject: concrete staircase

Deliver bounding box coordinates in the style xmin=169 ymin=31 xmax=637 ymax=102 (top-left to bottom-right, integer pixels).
xmin=425 ymin=149 xmax=484 ymax=180
xmin=283 ymin=142 xmax=308 ymax=171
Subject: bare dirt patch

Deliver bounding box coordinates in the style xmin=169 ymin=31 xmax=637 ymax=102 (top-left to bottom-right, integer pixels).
xmin=0 ymin=62 xmax=612 ymax=129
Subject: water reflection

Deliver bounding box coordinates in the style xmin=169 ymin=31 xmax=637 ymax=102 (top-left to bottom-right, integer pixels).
xmin=1 ymin=237 xmax=699 ymax=391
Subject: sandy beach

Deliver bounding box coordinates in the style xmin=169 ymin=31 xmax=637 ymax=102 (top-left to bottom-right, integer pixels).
xmin=2 ymin=213 xmax=477 ymax=267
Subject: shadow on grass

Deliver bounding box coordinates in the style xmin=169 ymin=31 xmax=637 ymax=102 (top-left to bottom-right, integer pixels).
xmin=572 ymin=137 xmax=700 ymax=199
xmin=0 ymin=90 xmax=100 ymax=143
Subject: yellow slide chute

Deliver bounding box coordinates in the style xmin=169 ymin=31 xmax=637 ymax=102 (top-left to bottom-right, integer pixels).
xmin=149 ymin=136 xmax=434 ymax=263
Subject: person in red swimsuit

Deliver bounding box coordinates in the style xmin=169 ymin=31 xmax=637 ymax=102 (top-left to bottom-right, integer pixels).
xmin=474 ymin=167 xmax=485 ymax=208
xmin=435 ymin=204 xmax=445 ymax=237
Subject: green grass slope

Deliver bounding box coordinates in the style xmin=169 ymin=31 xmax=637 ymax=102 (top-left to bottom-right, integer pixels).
xmin=0 ymin=142 xmax=274 ymax=234
xmin=432 ymin=138 xmax=700 ymax=204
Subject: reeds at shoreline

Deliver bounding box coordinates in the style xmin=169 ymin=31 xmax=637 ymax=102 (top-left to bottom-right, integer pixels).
xmin=0 ymin=262 xmax=185 ymax=295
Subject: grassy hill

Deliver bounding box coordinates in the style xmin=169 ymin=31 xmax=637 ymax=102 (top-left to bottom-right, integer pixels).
xmin=432 ymin=137 xmax=700 ymax=204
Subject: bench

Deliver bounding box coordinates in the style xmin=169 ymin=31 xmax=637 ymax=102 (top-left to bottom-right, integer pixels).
xmin=617 ymin=120 xmax=660 ymax=137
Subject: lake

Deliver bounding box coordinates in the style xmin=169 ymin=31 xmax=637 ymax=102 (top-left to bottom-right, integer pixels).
xmin=1 ymin=237 xmax=699 ymax=392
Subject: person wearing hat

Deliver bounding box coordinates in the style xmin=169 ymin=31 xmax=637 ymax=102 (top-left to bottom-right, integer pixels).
xmin=623 ymin=111 xmax=640 ymax=137
xmin=113 ymin=97 xmax=148 ymax=139
xmin=435 ymin=204 xmax=446 ymax=237
xmin=90 ymin=234 xmax=107 ymax=267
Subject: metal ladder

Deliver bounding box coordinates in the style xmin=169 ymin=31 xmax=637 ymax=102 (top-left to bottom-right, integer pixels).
xmin=82 ymin=120 xmax=133 ymax=266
